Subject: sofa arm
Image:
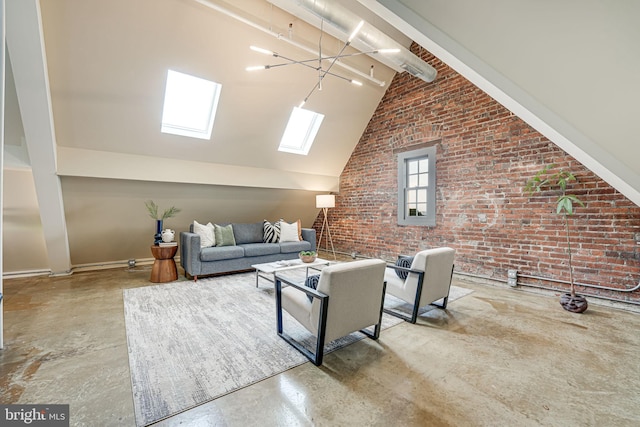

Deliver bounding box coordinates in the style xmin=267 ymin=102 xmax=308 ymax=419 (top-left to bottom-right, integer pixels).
xmin=180 ymin=231 xmax=202 ymax=277
xmin=301 ymin=228 xmax=316 ymax=252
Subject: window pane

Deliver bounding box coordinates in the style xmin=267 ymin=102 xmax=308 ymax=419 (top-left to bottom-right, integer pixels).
xmin=408 ymin=160 xmax=418 ymax=174
xmin=161 ymin=70 xmax=222 ymax=140
xmin=278 ymin=107 xmax=324 ymax=155
xmin=398 ymin=146 xmax=436 ymax=226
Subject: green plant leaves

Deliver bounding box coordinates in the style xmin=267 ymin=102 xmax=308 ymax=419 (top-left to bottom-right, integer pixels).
xmin=145 ymin=200 xmax=181 ymax=220
xmin=524 ymin=164 xmax=584 ymax=216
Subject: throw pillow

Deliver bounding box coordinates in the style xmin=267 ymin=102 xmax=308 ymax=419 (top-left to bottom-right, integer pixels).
xmin=279 ymin=220 xmax=300 ymax=242
xmin=395 ymin=256 xmax=414 ymax=280
xmin=296 ymin=219 xmax=303 ymax=241
xmin=214 ymin=223 xmax=236 ymax=247
xmin=304 ymin=274 xmax=320 ymax=302
xmin=193 ymin=220 xmax=215 ymax=248
xmin=263 ymin=219 xmax=281 ymax=243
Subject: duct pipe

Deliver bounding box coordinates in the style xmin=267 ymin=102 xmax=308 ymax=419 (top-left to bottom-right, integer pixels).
xmin=192 ymin=0 xmax=386 ymax=86
xmin=516 ymin=272 xmax=640 ymax=293
xmin=280 ymin=0 xmax=437 ymax=82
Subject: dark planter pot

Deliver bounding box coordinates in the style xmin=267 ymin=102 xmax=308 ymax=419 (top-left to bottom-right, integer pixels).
xmin=559 ymin=293 xmax=588 ymax=313
xmin=154 ymin=219 xmax=163 ymax=245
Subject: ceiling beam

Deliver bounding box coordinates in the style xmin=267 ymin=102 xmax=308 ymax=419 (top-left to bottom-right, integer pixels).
xmin=6 ymin=0 xmax=71 ymax=275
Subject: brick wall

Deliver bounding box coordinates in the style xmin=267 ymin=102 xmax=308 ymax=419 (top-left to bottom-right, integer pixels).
xmin=314 ymin=46 xmax=640 ymax=303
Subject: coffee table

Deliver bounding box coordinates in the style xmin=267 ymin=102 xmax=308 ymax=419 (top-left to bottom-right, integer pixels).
xmin=252 ymin=258 xmax=331 ymax=287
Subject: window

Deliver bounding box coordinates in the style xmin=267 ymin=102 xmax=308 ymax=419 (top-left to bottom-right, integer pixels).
xmin=161 ymin=70 xmax=222 ymax=140
xmin=278 ymin=107 xmax=324 ymax=155
xmin=398 ymin=146 xmax=436 ymax=226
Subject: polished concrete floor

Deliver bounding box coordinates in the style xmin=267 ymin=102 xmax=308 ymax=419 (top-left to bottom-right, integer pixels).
xmin=2 ymin=257 xmax=640 ymax=426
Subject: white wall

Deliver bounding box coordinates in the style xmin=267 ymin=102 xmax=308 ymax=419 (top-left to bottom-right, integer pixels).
xmin=2 ymin=169 xmax=49 ymax=272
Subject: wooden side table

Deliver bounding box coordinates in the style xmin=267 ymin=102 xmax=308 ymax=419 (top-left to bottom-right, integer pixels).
xmin=150 ymin=245 xmax=178 ymax=283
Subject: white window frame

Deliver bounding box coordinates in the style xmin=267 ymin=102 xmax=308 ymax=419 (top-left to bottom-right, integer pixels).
xmin=161 ymin=70 xmax=222 ymax=140
xmin=397 ymin=146 xmax=436 ymax=226
xmin=278 ymin=107 xmax=324 ymax=155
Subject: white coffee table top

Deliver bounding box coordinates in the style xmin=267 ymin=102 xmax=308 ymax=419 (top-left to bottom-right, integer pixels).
xmin=252 ymin=258 xmax=330 ymax=274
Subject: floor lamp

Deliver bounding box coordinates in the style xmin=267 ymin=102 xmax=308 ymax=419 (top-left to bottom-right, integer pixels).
xmin=316 ymin=195 xmax=336 ymax=260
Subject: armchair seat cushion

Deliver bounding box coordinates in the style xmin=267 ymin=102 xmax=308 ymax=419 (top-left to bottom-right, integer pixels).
xmin=384 ymin=268 xmax=415 ymax=302
xmin=200 ymin=246 xmax=244 ymax=261
xmin=281 ymin=286 xmax=314 ymax=333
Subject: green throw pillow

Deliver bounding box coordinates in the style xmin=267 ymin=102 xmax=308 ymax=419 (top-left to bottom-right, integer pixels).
xmin=214 ymin=224 xmax=236 ymax=247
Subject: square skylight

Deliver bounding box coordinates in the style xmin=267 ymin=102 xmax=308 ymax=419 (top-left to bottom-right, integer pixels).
xmin=161 ymin=70 xmax=222 ymax=140
xmin=278 ymin=107 xmax=325 ymax=155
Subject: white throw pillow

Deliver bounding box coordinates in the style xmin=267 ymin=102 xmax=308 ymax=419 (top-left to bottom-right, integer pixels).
xmin=193 ymin=220 xmax=215 ymax=248
xmin=279 ymin=220 xmax=300 ymax=242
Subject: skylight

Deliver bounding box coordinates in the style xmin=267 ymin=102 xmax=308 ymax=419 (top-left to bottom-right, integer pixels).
xmin=278 ymin=107 xmax=325 ymax=155
xmin=161 ymin=70 xmax=222 ymax=140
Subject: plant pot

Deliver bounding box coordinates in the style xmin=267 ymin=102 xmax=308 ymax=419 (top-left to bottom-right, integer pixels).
xmin=559 ymin=293 xmax=588 ymax=313
xmin=154 ymin=220 xmax=163 ymax=245
xmin=299 ymin=255 xmax=317 ymax=263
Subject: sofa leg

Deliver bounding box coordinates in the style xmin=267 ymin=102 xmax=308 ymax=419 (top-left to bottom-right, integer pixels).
xmin=194 ymin=275 xmax=198 ymax=282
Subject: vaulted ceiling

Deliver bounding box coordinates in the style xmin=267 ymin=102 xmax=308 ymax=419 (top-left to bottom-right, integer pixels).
xmin=3 ymin=0 xmax=640 ymax=273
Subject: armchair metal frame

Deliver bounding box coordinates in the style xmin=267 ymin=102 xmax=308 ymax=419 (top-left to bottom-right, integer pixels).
xmin=383 ymin=263 xmax=454 ymax=324
xmin=275 ymin=275 xmax=386 ymax=366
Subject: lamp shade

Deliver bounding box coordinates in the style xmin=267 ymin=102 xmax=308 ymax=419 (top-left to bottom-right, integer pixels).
xmin=316 ymin=194 xmax=335 ymax=209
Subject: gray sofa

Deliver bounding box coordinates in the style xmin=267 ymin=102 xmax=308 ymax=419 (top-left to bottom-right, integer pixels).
xmin=180 ymin=222 xmax=316 ymax=280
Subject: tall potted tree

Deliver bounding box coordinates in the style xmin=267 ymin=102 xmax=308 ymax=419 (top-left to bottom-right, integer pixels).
xmin=524 ymin=164 xmax=588 ymax=313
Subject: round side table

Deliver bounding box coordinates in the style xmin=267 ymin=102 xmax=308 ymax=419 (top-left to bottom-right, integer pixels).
xmin=150 ymin=245 xmax=178 ymax=283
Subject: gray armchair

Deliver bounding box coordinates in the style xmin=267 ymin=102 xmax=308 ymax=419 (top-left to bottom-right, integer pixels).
xmin=384 ymin=247 xmax=455 ymax=323
xmin=275 ymin=259 xmax=387 ymax=366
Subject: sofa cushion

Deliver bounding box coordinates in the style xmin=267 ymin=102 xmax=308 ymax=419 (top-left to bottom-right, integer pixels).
xmin=280 ymin=240 xmax=312 ymax=254
xmin=214 ymin=224 xmax=236 ymax=247
xmin=233 ymin=222 xmax=264 ymax=244
xmin=240 ymin=243 xmax=281 ymax=257
xmin=200 ymin=246 xmax=244 ymax=261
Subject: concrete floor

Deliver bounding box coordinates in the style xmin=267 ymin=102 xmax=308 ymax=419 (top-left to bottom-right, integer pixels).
xmin=1 ymin=259 xmax=640 ymax=426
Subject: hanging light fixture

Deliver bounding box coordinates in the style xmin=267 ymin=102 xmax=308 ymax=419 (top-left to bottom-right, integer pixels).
xmin=246 ymin=19 xmax=399 ymax=106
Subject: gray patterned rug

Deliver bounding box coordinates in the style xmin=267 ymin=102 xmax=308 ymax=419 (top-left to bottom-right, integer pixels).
xmin=124 ymin=271 xmax=472 ymax=426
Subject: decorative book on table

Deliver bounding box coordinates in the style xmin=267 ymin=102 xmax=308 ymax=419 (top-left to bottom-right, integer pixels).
xmin=158 ymin=242 xmax=178 ymax=247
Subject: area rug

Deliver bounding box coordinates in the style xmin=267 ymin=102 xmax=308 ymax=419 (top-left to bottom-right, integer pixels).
xmin=124 ymin=271 xmax=472 ymax=426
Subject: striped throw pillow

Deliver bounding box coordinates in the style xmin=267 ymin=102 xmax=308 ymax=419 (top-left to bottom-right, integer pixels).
xmin=304 ymin=274 xmax=320 ymax=302
xmin=263 ymin=219 xmax=281 ymax=243
xmin=395 ymin=256 xmax=414 ymax=280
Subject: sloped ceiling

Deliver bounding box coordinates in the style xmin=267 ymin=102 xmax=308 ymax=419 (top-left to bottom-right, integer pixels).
xmin=37 ymin=0 xmax=398 ymax=184
xmin=364 ymin=0 xmax=640 ymax=206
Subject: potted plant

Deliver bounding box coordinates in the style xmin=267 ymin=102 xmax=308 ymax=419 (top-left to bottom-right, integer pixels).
xmin=299 ymin=250 xmax=317 ymax=263
xmin=524 ymin=164 xmax=588 ymax=313
xmin=145 ymin=200 xmax=181 ymax=245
